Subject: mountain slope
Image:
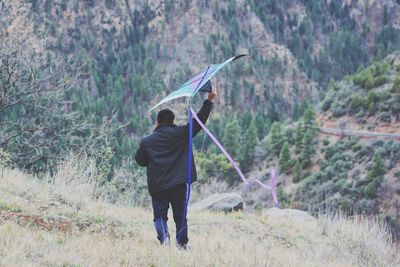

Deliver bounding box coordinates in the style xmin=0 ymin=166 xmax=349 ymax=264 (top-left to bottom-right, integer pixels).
xmin=246 ymin=54 xmax=400 ymax=239
xmin=2 ymin=0 xmax=400 ymax=171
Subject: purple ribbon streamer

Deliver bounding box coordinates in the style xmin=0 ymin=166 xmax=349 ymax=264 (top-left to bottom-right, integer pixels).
xmin=190 ymin=108 xmax=279 ymax=206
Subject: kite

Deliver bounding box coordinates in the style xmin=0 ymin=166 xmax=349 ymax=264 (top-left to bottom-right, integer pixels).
xmin=148 ymin=55 xmax=278 ymax=242
xmin=148 ymin=55 xmax=247 ymax=112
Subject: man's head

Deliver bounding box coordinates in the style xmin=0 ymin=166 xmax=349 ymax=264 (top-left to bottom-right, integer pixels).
xmin=157 ymin=109 xmax=175 ymax=125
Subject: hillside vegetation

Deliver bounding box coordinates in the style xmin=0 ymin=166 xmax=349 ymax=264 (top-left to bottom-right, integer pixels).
xmin=0 ymin=166 xmax=399 ymax=267
xmin=321 ymin=52 xmax=400 ymax=127
xmin=2 ymin=0 xmax=400 ymax=173
xmin=246 ymin=54 xmax=400 ymax=238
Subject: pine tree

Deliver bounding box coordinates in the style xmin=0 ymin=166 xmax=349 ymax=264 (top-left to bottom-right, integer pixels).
xmin=255 ymin=113 xmax=269 ymax=140
xmin=293 ymin=160 xmax=302 ymax=183
xmin=367 ymin=156 xmax=386 ymax=181
xmin=363 ymin=156 xmax=386 ymax=198
xmin=241 ymin=119 xmax=258 ymax=172
xmin=300 ymin=129 xmax=315 ymax=168
xmin=295 ymin=122 xmax=305 ymax=154
xmin=239 ymin=111 xmax=252 ymax=130
xmin=302 ymin=106 xmax=317 ymax=134
xmin=223 ymin=118 xmax=241 ymax=159
xmin=268 ymin=122 xmax=283 ymax=156
xmin=279 ymin=142 xmax=292 ymax=172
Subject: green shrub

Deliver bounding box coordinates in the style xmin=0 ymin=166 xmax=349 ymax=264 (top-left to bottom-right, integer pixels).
xmin=374 ymin=147 xmax=387 ymax=158
xmin=319 ymin=180 xmax=337 ymax=194
xmin=389 ymin=99 xmax=400 ymax=115
xmin=293 ymin=160 xmax=302 ymax=183
xmin=353 ymin=71 xmax=370 ymax=87
xmin=362 ymin=180 xmax=380 ymax=198
xmin=365 ymin=75 xmax=387 ymax=89
xmin=378 ymin=112 xmax=391 ymax=123
xmin=276 ymin=186 xmax=288 ymax=206
xmin=392 ymin=75 xmax=400 ymax=93
xmin=0 ymin=149 xmax=12 ymax=169
xmin=383 ymin=140 xmax=400 ymax=152
xmin=355 ymin=198 xmax=377 ymax=213
xmin=353 ymin=62 xmax=389 ymax=89
xmin=330 ymin=82 xmax=340 ymax=91
xmin=355 ymin=145 xmax=371 ymax=159
xmin=368 ymin=102 xmax=378 ymax=114
xmin=331 ymin=102 xmax=347 ymax=117
xmin=279 ymin=142 xmax=292 ymax=172
xmin=352 ymin=143 xmax=362 ymax=152
xmin=379 ymin=102 xmax=391 ymax=112
xmin=366 ymin=91 xmax=380 ymax=107
xmin=361 ymin=156 xmax=385 ymax=198
xmin=321 ymin=98 xmax=333 ymax=111
xmin=355 ymin=109 xmax=366 ymax=119
xmin=299 ymin=175 xmax=317 ymax=194
xmin=338 ymin=196 xmax=352 ymax=211
xmin=366 ymin=91 xmax=380 ymax=115
xmin=332 ymin=160 xmax=352 ymax=176
xmin=346 ymin=137 xmax=359 ymax=148
xmin=350 ymin=95 xmax=365 ymax=113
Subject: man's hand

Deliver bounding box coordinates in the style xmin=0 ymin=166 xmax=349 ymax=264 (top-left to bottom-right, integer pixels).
xmin=208 ymin=89 xmax=217 ymax=102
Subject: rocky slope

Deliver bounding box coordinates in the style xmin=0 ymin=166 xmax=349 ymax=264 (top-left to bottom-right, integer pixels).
xmin=6 ymin=0 xmax=400 ymax=113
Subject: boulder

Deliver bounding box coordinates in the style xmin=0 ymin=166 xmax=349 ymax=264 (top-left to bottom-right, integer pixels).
xmin=191 ymin=193 xmax=243 ymax=213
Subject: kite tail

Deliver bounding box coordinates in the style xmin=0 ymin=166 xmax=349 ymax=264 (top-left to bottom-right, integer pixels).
xmin=190 ymin=108 xmax=279 ymax=207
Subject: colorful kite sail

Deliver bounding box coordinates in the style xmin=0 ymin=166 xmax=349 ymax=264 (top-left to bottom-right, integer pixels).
xmin=148 ymin=55 xmax=247 ymax=112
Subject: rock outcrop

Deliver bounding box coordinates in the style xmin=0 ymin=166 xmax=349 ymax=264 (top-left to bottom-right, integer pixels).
xmin=191 ymin=192 xmax=243 ymax=212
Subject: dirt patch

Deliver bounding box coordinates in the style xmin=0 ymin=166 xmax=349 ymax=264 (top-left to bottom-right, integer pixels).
xmin=0 ymin=207 xmax=131 ymax=241
xmin=0 ymin=208 xmax=72 ymax=232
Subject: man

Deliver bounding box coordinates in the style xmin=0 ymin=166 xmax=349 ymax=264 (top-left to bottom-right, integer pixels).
xmin=135 ymin=89 xmax=217 ymax=248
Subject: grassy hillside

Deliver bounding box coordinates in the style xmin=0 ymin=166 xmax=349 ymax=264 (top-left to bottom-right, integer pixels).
xmin=0 ymin=166 xmax=399 ymax=266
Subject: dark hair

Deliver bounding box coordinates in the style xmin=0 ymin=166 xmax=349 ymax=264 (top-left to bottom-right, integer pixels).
xmin=157 ymin=109 xmax=175 ymax=124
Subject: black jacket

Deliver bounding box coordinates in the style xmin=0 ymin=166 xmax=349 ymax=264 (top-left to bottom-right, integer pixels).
xmin=135 ymin=100 xmax=213 ymax=195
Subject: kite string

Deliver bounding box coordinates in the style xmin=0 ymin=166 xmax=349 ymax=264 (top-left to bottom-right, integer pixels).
xmin=190 ymin=108 xmax=279 ymax=206
xmin=177 ymin=109 xmax=193 ymax=245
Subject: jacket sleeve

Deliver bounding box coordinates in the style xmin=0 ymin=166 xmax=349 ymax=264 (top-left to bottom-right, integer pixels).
xmin=135 ymin=141 xmax=148 ymax=167
xmin=176 ymin=99 xmax=213 ymax=138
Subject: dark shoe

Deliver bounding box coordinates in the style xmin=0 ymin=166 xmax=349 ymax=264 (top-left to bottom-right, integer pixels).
xmin=176 ymin=243 xmax=189 ymax=251
xmin=154 ymin=218 xmax=170 ymax=245
xmin=161 ymin=237 xmax=170 ymax=246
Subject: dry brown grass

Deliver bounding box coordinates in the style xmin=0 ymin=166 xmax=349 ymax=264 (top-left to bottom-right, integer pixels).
xmin=0 ymin=167 xmax=399 ymax=267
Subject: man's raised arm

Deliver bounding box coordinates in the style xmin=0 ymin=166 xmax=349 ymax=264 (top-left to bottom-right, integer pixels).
xmin=177 ymin=89 xmax=217 ymax=138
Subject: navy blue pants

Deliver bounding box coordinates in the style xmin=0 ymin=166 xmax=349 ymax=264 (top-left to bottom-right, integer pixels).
xmin=151 ymin=183 xmax=188 ymax=246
